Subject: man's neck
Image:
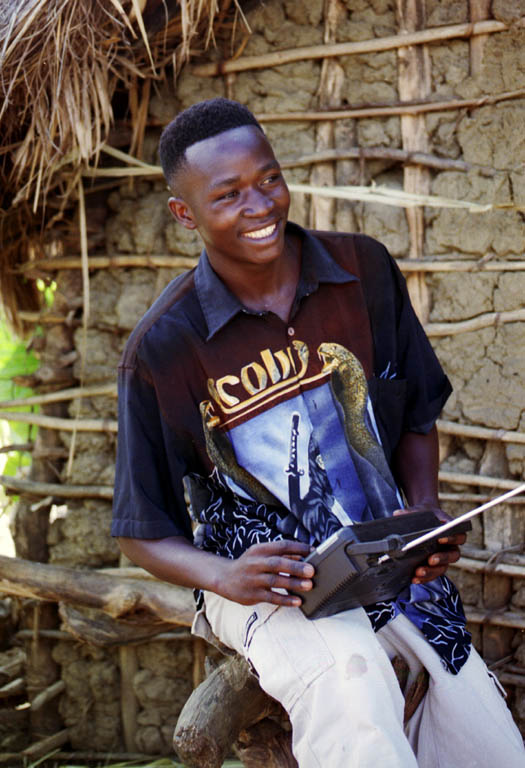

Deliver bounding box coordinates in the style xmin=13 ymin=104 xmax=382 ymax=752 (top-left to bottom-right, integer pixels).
xmin=212 ymin=231 xmax=302 ymax=323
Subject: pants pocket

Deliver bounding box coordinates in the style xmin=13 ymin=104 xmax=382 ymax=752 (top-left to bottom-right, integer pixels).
xmin=246 ymin=607 xmax=335 ymax=712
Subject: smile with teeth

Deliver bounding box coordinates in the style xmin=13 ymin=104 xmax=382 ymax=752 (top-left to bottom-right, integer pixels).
xmin=243 ymin=223 xmax=277 ymax=240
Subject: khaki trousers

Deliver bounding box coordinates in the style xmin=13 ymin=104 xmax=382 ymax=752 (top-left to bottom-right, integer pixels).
xmin=201 ymin=593 xmax=525 ymax=768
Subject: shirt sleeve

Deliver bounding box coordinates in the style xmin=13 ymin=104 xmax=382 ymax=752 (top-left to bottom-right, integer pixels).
xmin=111 ymin=358 xmax=193 ymax=540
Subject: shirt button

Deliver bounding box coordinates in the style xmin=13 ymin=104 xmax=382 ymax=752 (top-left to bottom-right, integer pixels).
xmin=287 ymin=327 xmax=295 ymax=336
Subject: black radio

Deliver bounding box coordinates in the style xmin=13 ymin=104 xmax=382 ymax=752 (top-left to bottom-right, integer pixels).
xmin=295 ymin=510 xmax=472 ymax=619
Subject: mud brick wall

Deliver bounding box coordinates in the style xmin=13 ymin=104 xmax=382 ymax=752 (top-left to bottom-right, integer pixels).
xmin=30 ymin=0 xmax=525 ymax=752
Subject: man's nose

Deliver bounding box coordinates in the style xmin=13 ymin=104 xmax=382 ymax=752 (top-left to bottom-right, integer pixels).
xmin=243 ymin=187 xmax=274 ymax=216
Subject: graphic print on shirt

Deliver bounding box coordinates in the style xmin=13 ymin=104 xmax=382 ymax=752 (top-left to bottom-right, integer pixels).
xmin=199 ymin=340 xmax=401 ymax=547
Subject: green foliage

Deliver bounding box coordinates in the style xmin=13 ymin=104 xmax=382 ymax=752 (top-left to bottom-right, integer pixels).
xmin=36 ymin=278 xmax=57 ymax=307
xmin=0 ymin=317 xmax=39 ymax=477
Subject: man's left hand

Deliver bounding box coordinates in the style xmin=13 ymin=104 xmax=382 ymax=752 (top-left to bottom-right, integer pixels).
xmin=394 ymin=505 xmax=466 ymax=584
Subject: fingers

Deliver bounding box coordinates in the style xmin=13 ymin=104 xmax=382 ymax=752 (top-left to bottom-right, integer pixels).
xmin=263 ymin=570 xmax=313 ymax=595
xmin=413 ymin=546 xmax=461 ymax=584
xmin=252 ymin=539 xmax=312 ymax=557
xmin=225 ymin=541 xmax=315 ymax=606
xmin=438 ymin=532 xmax=467 ymax=546
xmin=265 ymin=554 xmax=314 ymax=581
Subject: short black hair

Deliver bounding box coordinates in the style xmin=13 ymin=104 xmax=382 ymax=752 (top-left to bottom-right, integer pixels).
xmin=159 ymin=97 xmax=263 ymax=189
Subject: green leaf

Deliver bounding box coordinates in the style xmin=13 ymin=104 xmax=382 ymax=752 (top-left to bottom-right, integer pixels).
xmin=0 ymin=316 xmax=39 ymax=475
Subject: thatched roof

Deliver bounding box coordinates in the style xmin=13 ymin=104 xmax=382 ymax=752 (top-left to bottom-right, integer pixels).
xmin=0 ymin=0 xmax=246 ymax=332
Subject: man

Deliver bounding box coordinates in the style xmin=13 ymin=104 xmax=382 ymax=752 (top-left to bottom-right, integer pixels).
xmin=112 ymin=98 xmax=524 ymax=767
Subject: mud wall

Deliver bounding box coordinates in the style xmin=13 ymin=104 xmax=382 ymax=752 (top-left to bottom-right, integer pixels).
xmin=12 ymin=0 xmax=525 ymax=754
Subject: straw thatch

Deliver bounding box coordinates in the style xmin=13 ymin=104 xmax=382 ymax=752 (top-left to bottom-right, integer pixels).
xmin=0 ymin=0 xmax=246 ymax=332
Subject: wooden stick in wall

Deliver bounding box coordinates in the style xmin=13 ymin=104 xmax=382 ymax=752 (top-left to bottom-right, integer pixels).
xmin=0 ymin=475 xmax=114 ymax=499
xmin=438 ymin=419 xmax=525 ymax=445
xmin=256 ymin=88 xmax=525 ymax=122
xmin=15 ymin=255 xmax=525 ymax=276
xmin=469 ymin=0 xmax=492 ymax=76
xmin=425 ymin=308 xmax=525 ymax=336
xmin=193 ymin=19 xmax=513 ymax=76
xmin=396 ymin=0 xmax=432 ymax=324
xmin=309 ymin=0 xmax=345 ymax=231
xmin=0 ymin=410 xmax=117 ymax=432
xmin=119 ymin=646 xmax=139 ymax=753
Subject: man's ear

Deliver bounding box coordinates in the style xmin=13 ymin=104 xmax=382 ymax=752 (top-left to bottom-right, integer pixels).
xmin=168 ymin=197 xmax=197 ymax=230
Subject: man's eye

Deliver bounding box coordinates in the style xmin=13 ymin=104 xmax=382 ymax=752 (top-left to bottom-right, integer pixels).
xmin=262 ymin=173 xmax=281 ymax=185
xmin=218 ymin=190 xmax=238 ymax=200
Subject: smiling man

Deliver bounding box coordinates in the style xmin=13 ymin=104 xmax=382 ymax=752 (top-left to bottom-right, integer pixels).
xmin=112 ymin=98 xmax=525 ymax=767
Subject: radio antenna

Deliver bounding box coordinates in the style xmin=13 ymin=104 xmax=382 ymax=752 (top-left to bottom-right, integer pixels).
xmin=402 ymin=482 xmax=525 ymax=553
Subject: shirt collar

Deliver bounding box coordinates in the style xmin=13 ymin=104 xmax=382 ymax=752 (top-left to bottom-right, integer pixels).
xmin=195 ymin=222 xmax=358 ymax=341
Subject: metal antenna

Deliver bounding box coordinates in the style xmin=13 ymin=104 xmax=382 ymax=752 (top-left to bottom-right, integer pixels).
xmin=402 ymin=482 xmax=525 ymax=553
xmin=377 ymin=482 xmax=525 ymax=564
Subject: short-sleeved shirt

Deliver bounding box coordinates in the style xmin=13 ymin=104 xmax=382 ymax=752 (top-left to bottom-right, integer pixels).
xmin=112 ymin=223 xmax=471 ymax=673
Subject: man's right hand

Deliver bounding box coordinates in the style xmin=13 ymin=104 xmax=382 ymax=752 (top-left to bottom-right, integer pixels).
xmin=118 ymin=534 xmax=314 ymax=609
xmin=220 ymin=539 xmax=314 ymax=607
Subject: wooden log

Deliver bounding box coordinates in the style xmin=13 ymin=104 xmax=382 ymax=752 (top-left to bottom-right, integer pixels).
xmin=58 ymin=603 xmax=178 ymax=646
xmin=0 ymin=410 xmax=117 ymax=432
xmin=439 ymin=471 xmax=524 ymax=491
xmin=120 ymin=646 xmax=139 ymax=752
xmin=256 ymin=88 xmax=525 ymax=122
xmin=396 ymin=0 xmax=432 ymax=323
xmin=22 ymin=729 xmax=70 ymax=758
xmin=15 ymin=627 xmax=191 ymax=643
xmin=465 ymin=609 xmax=525 ymax=631
xmin=397 ymin=260 xmax=525 ymax=272
xmin=18 ymin=254 xmax=198 ymax=273
xmin=308 ymin=0 xmax=345 ymax=231
xmin=469 ymin=0 xmax=491 ymax=75
xmin=461 ymin=545 xmax=525 ymax=566
xmin=174 ymin=655 xmax=283 ymax=768
xmin=192 ymin=636 xmax=207 ymax=689
xmin=281 ymin=146 xmax=494 ymax=173
xmin=0 ymin=383 xmax=117 ymax=409
xmin=30 ymin=680 xmax=66 ymax=712
xmin=453 ymin=557 xmax=525 ymax=579
xmin=441 ymin=492 xmax=525 ymax=505
xmin=0 ymin=554 xmax=195 ymax=626
xmin=0 ymin=475 xmax=114 ymax=500
xmin=0 ymin=677 xmax=25 ymax=698
xmin=438 ymin=419 xmax=525 ymax=445
xmin=0 ymin=442 xmax=33 ymax=454
xmin=96 ymin=566 xmax=159 ymax=579
xmin=0 ymin=649 xmax=25 ymax=683
xmin=193 ymin=19 xmax=511 ymax=76
xmin=425 ymin=308 xmax=525 ymax=337
xmin=498 ymin=672 xmax=525 ymax=688
xmin=235 ymin=719 xmax=296 ymax=768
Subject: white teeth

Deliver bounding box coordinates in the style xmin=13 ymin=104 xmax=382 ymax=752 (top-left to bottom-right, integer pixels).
xmin=244 ymin=223 xmax=277 ymax=240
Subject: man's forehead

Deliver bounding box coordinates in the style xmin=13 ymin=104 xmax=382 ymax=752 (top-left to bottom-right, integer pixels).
xmin=184 ymin=124 xmax=275 ymax=171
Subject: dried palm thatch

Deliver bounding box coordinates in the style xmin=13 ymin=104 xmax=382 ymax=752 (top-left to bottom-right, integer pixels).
xmin=0 ymin=0 xmax=246 ymax=332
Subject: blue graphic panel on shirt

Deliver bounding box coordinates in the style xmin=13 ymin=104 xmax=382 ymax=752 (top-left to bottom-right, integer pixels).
xmin=228 ymin=397 xmax=353 ymax=544
xmin=200 ymin=340 xmax=400 ymax=533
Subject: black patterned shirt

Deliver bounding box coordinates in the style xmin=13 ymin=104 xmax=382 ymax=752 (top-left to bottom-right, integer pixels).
xmin=112 ymin=222 xmax=470 ymax=674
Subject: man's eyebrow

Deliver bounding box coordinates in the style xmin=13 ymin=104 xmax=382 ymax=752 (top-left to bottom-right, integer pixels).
xmin=209 ymin=162 xmax=281 ymax=191
xmin=210 ymin=175 xmax=240 ymax=191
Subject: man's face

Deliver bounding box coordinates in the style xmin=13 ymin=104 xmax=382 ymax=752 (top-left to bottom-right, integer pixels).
xmin=168 ymin=125 xmax=291 ymax=274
